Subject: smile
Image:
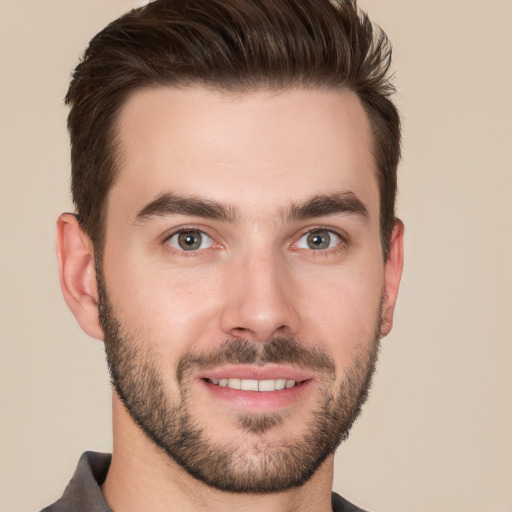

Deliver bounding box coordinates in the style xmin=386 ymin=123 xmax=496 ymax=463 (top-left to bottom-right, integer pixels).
xmin=200 ymin=369 xmax=313 ymax=411
xmin=208 ymin=378 xmax=301 ymax=391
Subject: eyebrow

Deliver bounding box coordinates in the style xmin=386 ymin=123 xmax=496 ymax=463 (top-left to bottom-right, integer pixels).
xmin=135 ymin=193 xmax=237 ymax=223
xmin=134 ymin=191 xmax=369 ymax=224
xmin=286 ymin=192 xmax=369 ymax=222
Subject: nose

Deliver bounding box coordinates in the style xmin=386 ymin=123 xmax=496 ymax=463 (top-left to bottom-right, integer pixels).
xmin=219 ymin=251 xmax=300 ymax=343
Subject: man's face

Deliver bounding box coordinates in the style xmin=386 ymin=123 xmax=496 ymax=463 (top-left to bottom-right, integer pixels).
xmin=98 ymin=86 xmax=398 ymax=492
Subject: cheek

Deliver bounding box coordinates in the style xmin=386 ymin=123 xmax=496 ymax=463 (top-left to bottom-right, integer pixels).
xmin=294 ymin=260 xmax=384 ymax=350
xmin=105 ymin=258 xmax=224 ymax=353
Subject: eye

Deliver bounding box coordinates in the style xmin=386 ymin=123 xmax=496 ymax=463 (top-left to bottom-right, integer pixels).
xmin=295 ymin=229 xmax=342 ymax=251
xmin=166 ymin=229 xmax=214 ymax=251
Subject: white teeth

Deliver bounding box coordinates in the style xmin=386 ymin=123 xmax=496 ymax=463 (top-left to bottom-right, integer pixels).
xmin=210 ymin=378 xmax=298 ymax=391
xmin=275 ymin=379 xmax=286 ymax=390
xmin=240 ymin=379 xmax=258 ymax=391
xmin=258 ymin=379 xmax=276 ymax=392
xmin=227 ymin=378 xmax=241 ymax=390
xmin=285 ymin=379 xmax=295 ymax=389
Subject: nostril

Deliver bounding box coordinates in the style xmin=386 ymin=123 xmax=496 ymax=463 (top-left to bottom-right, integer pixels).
xmin=232 ymin=327 xmax=250 ymax=335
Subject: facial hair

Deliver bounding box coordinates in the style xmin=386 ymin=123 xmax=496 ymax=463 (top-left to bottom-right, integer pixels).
xmin=97 ymin=270 xmax=381 ymax=494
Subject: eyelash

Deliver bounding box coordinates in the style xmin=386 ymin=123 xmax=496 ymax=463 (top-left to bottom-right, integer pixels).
xmin=291 ymin=227 xmax=348 ymax=255
xmin=161 ymin=226 xmax=348 ymax=257
xmin=162 ymin=226 xmax=221 ymax=257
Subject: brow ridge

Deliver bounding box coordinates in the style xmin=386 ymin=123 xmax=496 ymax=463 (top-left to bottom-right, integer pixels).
xmin=286 ymin=192 xmax=369 ymax=221
xmin=134 ymin=191 xmax=369 ymax=225
xmin=135 ymin=193 xmax=237 ymax=223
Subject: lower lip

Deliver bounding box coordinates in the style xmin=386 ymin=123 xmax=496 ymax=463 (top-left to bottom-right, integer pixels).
xmin=199 ymin=379 xmax=313 ymax=412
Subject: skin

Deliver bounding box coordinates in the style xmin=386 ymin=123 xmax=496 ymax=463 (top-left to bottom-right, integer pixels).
xmin=57 ymin=86 xmax=404 ymax=512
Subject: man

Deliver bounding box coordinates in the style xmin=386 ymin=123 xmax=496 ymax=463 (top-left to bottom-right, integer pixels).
xmin=47 ymin=0 xmax=403 ymax=510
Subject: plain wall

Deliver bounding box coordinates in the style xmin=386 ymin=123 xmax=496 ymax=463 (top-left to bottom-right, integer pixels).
xmin=0 ymin=1 xmax=510 ymax=511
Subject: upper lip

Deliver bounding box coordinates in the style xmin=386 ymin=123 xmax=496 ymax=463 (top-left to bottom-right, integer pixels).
xmin=197 ymin=364 xmax=314 ymax=382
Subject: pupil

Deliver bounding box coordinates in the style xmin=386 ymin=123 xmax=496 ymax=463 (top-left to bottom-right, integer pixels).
xmin=179 ymin=231 xmax=201 ymax=250
xmin=307 ymin=231 xmax=330 ymax=250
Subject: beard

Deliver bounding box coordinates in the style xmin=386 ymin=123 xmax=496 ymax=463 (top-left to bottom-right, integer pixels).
xmin=97 ymin=270 xmax=381 ymax=494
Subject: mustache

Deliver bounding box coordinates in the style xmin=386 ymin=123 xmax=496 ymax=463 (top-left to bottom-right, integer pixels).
xmin=176 ymin=338 xmax=336 ymax=383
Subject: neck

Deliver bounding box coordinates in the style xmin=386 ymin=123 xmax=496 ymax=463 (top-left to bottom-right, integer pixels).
xmin=102 ymin=394 xmax=335 ymax=512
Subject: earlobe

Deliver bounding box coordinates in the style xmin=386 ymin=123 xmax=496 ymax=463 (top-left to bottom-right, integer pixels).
xmin=56 ymin=213 xmax=104 ymax=340
xmin=380 ymin=219 xmax=404 ymax=338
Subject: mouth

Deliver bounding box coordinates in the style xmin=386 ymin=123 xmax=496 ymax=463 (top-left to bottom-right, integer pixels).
xmin=207 ymin=378 xmax=303 ymax=391
xmin=197 ymin=366 xmax=314 ymax=412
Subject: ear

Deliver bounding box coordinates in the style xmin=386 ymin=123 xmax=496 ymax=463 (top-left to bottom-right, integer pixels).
xmin=56 ymin=213 xmax=104 ymax=340
xmin=380 ymin=219 xmax=404 ymax=338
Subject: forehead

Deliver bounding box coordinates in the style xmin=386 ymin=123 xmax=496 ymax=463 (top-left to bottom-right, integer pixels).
xmin=110 ymin=86 xmax=379 ymax=222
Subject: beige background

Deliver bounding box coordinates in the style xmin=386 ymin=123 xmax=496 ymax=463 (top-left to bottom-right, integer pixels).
xmin=1 ymin=1 xmax=511 ymax=511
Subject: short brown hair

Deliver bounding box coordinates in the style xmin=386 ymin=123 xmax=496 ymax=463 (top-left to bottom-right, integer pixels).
xmin=66 ymin=0 xmax=400 ymax=258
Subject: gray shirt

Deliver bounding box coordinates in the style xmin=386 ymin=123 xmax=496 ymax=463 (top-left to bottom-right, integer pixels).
xmin=41 ymin=452 xmax=368 ymax=512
